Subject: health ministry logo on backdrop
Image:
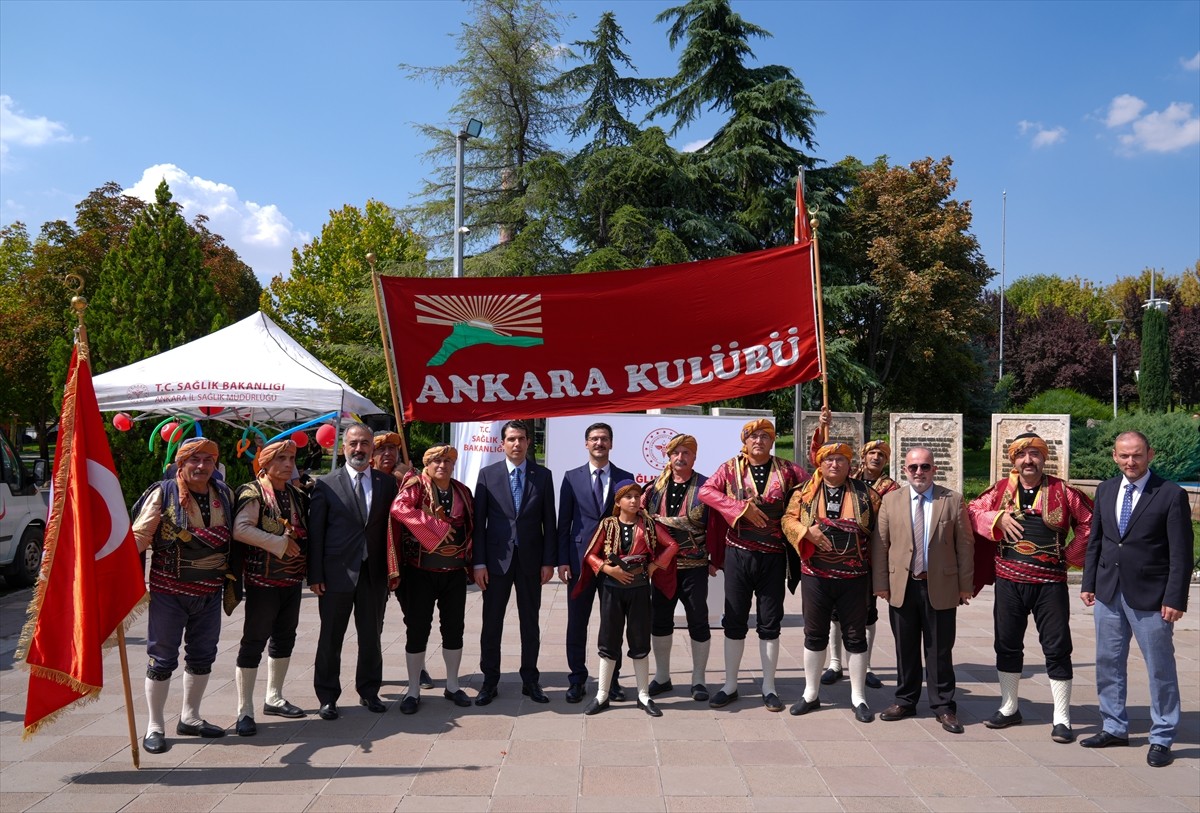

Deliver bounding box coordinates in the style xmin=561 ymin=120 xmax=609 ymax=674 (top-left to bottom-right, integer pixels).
xmin=416 ymin=293 xmax=544 ymax=366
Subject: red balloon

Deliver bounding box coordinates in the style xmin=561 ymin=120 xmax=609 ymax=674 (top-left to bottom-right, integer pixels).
xmin=113 ymin=413 xmax=132 ymax=432
xmin=199 ymin=406 xmax=222 ymax=416
xmin=291 ymin=431 xmax=309 ymax=447
xmin=315 ymin=424 xmax=337 ymax=449
xmin=160 ymin=421 xmax=182 ymax=442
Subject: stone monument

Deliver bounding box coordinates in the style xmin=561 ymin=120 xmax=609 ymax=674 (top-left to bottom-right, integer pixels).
xmin=890 ymin=413 xmax=963 ymax=494
xmin=989 ymin=414 xmax=1071 ymax=482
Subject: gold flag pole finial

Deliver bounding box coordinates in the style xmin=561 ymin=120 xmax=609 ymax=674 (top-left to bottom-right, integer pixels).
xmin=65 ymin=274 xmax=90 ymax=361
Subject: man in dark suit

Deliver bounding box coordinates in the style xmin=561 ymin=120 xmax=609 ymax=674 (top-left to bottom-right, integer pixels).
xmin=872 ymin=446 xmax=974 ymax=735
xmin=308 ymin=423 xmax=400 ymax=720
xmin=558 ymin=422 xmax=635 ymax=703
xmin=473 ymin=420 xmax=557 ymax=705
xmin=1080 ymin=430 xmax=1192 ymax=768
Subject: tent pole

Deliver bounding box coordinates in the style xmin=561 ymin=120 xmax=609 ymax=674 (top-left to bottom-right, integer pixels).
xmin=368 ymin=255 xmax=412 ymax=465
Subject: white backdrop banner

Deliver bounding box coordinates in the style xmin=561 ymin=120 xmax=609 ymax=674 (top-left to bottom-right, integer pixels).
xmin=450 ymin=420 xmax=507 ymax=487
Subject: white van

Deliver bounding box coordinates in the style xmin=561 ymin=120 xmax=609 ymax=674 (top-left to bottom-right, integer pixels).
xmin=0 ymin=432 xmax=47 ymax=587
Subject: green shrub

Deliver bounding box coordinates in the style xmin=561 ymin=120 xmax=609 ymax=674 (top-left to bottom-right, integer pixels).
xmin=1022 ymin=389 xmax=1111 ymax=424
xmin=1070 ymin=412 xmax=1200 ymax=481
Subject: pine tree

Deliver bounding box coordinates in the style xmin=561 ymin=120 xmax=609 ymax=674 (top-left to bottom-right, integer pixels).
xmin=1139 ymin=306 xmax=1171 ymax=412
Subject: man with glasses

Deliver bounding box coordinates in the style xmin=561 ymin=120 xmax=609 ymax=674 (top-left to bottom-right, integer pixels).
xmin=871 ymin=447 xmax=974 ymax=734
xmin=700 ymin=420 xmax=808 ymax=711
xmin=783 ymin=442 xmax=881 ymax=722
xmin=558 ymin=422 xmax=634 ymax=703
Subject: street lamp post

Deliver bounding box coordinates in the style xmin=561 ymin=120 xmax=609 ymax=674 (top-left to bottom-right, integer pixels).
xmin=1104 ymin=317 xmax=1125 ymax=419
xmin=453 ymin=118 xmax=483 ymax=279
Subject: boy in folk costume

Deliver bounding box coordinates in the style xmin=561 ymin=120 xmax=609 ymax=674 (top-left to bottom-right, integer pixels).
xmin=578 ymin=480 xmax=679 ymax=717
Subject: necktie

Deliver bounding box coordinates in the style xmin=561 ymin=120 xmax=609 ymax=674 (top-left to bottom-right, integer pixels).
xmin=354 ymin=471 xmax=368 ymax=524
xmin=511 ymin=467 xmax=523 ymax=514
xmin=911 ymin=493 xmax=926 ymax=576
xmin=1118 ymin=482 xmax=1135 ymax=536
xmin=593 ymin=468 xmax=604 ymax=513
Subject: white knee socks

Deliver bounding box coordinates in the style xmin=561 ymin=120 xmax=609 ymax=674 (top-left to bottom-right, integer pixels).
xmin=236 ymin=667 xmax=257 ymax=720
xmin=1050 ymin=678 xmax=1072 ymax=727
xmin=722 ymin=638 xmax=745 ymax=695
xmin=145 ymin=677 xmax=170 ymax=735
xmin=848 ymin=651 xmax=868 ymax=708
xmin=633 ymin=656 xmax=651 ymax=705
xmin=998 ymin=670 xmax=1021 ymax=716
xmin=803 ymin=647 xmax=824 ymax=703
xmin=691 ymin=638 xmax=710 ymax=688
xmin=652 ymin=634 xmax=673 ymax=684
xmin=443 ymin=648 xmax=463 ymax=693
xmin=405 ymin=651 xmax=425 ymax=700
xmin=827 ymin=621 xmax=844 ymax=671
xmin=181 ymin=672 xmax=209 ymax=727
xmin=265 ymin=657 xmax=290 ymax=708
xmin=595 ymin=656 xmax=616 ymax=703
xmin=760 ymin=638 xmax=780 ymax=696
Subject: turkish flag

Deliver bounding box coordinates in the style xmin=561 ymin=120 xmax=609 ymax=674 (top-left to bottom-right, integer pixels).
xmin=18 ymin=347 xmax=146 ymax=738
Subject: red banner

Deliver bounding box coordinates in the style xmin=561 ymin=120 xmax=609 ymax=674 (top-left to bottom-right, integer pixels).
xmin=18 ymin=347 xmax=146 ymax=738
xmin=381 ymin=243 xmax=819 ymax=422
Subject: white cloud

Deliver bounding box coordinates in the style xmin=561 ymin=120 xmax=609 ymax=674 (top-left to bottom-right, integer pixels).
xmin=0 ymin=95 xmax=75 ymax=170
xmin=1183 ymin=52 xmax=1200 ymax=71
xmin=1105 ymin=94 xmax=1146 ymax=127
xmin=681 ymin=138 xmax=711 ymax=153
xmin=1017 ymin=120 xmax=1066 ymax=148
xmin=124 ymin=164 xmax=309 ymax=282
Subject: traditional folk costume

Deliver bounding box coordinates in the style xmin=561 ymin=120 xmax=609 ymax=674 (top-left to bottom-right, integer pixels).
xmin=577 ymin=480 xmax=678 ymax=716
xmin=131 ymin=437 xmax=234 ymax=750
xmin=699 ymin=420 xmax=809 ymax=710
xmin=968 ymin=434 xmax=1093 ymax=741
xmin=641 ymin=435 xmax=722 ymax=702
xmin=230 ymin=440 xmax=309 ymax=735
xmin=389 ymin=445 xmax=475 ymax=711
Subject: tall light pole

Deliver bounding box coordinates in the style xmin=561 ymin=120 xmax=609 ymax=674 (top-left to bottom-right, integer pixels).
xmin=1104 ymin=317 xmax=1125 ymax=419
xmin=453 ymin=118 xmax=483 ymax=279
xmin=998 ymin=190 xmax=1006 ymax=381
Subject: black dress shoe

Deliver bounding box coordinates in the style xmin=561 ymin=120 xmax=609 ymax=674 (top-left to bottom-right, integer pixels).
xmin=609 ymin=683 xmax=627 ymax=702
xmin=648 ymin=679 xmax=673 ymax=697
xmin=936 ymin=711 xmax=964 ymax=734
xmin=1147 ymin=744 xmax=1173 ymax=767
xmin=318 ymin=702 xmax=339 ymax=720
xmin=583 ymin=697 xmax=609 ymax=715
xmin=419 ymin=669 xmax=434 ymax=690
xmin=522 ymin=682 xmax=550 ymax=703
xmin=475 ymin=685 xmax=499 ymax=706
xmin=565 ymin=683 xmax=585 ymax=704
xmin=444 ymin=689 xmax=472 ymax=707
xmin=263 ymin=700 xmax=306 ymax=719
xmin=691 ymin=684 xmax=709 ymax=702
xmin=236 ymin=716 xmax=257 ymax=737
xmin=1079 ymin=730 xmax=1129 ymax=748
xmin=763 ymin=693 xmax=784 ymax=712
xmin=176 ymin=719 xmax=226 ymax=738
xmin=399 ymin=696 xmax=419 ymax=715
xmin=638 ymin=698 xmax=663 ymax=717
xmin=789 ymin=697 xmax=820 ymax=716
xmin=820 ymin=667 xmax=843 ymax=685
xmin=865 ymin=672 xmax=883 ymax=690
xmin=1051 ymin=724 xmax=1075 ymax=744
xmin=359 ymin=696 xmax=387 ymax=713
xmin=984 ymin=709 xmax=1023 ymax=729
xmin=854 ymin=703 xmax=875 ymax=723
xmin=880 ymin=703 xmax=916 ymax=721
xmin=143 ymin=731 xmax=168 ymax=754
xmin=709 ymin=689 xmax=738 ymax=709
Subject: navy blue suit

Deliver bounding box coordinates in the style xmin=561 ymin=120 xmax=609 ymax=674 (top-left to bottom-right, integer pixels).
xmin=473 ymin=459 xmax=557 ymax=686
xmin=558 ymin=462 xmax=634 ymax=687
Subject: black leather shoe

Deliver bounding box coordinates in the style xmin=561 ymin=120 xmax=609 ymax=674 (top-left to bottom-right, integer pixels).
xmin=236 ymin=716 xmax=257 ymax=736
xmin=763 ymin=692 xmax=784 ymax=712
xmin=1080 ymin=730 xmax=1129 ymax=748
xmin=359 ymin=696 xmax=387 ymax=713
xmin=865 ymin=672 xmax=883 ymax=690
xmin=1051 ymin=724 xmax=1075 ymax=744
xmin=648 ymin=679 xmax=673 ymax=697
xmin=318 ymin=702 xmax=339 ymax=720
xmin=691 ymin=684 xmax=709 ymax=702
xmin=262 ymin=700 xmax=305 ymax=719
xmin=399 ymin=696 xmax=419 ymax=715
xmin=854 ymin=703 xmax=874 ymax=723
xmin=522 ymin=682 xmax=550 ymax=703
xmin=820 ymin=667 xmax=843 ymax=685
xmin=419 ymin=669 xmax=434 ymax=690
xmin=176 ymin=719 xmax=226 ymax=738
xmin=985 ymin=709 xmax=1023 ymax=729
xmin=936 ymin=711 xmax=964 ymax=734
xmin=609 ymin=683 xmax=627 ymax=702
xmin=143 ymin=731 xmax=168 ymax=754
xmin=789 ymin=697 xmax=820 ymax=716
xmin=565 ymin=683 xmax=585 ymax=704
xmin=583 ymin=697 xmax=609 ymax=715
xmin=1147 ymin=744 xmax=1173 ymax=767
xmin=880 ymin=703 xmax=916 ymax=721
xmin=638 ymin=698 xmax=663 ymax=717
xmin=708 ymin=689 xmax=738 ymax=709
xmin=444 ymin=689 xmax=472 ymax=707
xmin=475 ymin=685 xmax=499 ymax=706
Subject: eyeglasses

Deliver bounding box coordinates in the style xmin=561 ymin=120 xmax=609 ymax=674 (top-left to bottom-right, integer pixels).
xmin=906 ymin=463 xmax=933 ymax=473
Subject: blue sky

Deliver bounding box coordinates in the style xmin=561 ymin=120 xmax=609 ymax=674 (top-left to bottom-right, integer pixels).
xmin=2 ymin=0 xmax=1197 ymax=290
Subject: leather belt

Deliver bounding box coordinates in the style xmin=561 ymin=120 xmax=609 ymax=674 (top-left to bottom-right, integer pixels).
xmin=910 ymin=572 xmax=928 ymax=581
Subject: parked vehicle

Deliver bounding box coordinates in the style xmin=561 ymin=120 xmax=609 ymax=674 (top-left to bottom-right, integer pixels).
xmin=1 ymin=432 xmax=47 ymax=587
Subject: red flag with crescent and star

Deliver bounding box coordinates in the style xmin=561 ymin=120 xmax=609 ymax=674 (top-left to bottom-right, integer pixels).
xmin=17 ymin=346 xmax=146 ymax=738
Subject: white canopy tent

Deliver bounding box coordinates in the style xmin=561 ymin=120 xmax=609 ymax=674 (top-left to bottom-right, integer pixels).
xmin=92 ymin=311 xmax=384 ymax=429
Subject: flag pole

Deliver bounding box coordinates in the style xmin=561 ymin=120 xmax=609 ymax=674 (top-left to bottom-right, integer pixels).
xmin=797 ymin=170 xmax=831 ymax=443
xmin=67 ymin=280 xmax=141 ymax=769
xmin=368 ymin=253 xmax=412 ymax=465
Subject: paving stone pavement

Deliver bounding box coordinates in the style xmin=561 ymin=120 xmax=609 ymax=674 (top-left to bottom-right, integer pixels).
xmin=1 ymin=578 xmax=1196 ymax=812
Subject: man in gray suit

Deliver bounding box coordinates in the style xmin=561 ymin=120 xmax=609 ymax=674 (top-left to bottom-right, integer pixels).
xmin=872 ymin=446 xmax=974 ymax=734
xmin=473 ymin=420 xmax=557 ymax=705
xmin=308 ymin=423 xmax=400 ymax=720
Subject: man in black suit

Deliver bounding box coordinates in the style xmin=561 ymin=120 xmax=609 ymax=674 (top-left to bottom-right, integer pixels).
xmin=558 ymin=422 xmax=635 ymax=703
xmin=473 ymin=420 xmax=557 ymax=705
xmin=1080 ymin=430 xmax=1192 ymax=768
xmin=308 ymin=423 xmax=400 ymax=720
